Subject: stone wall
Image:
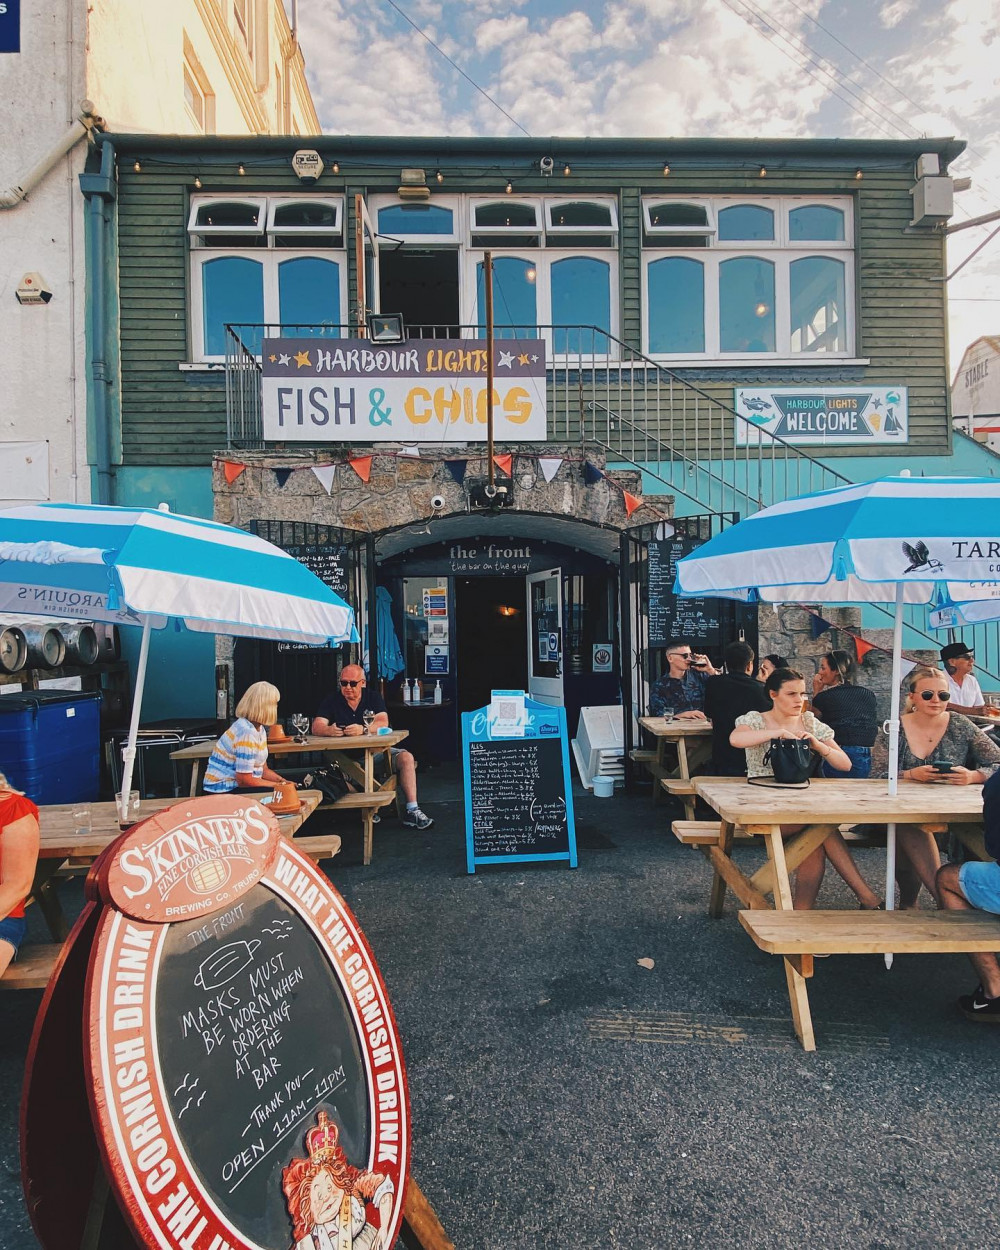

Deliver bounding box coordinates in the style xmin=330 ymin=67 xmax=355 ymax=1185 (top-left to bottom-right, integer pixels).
xmin=758 ymin=604 xmax=938 ymax=722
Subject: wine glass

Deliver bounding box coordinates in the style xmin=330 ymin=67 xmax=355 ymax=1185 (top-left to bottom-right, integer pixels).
xmin=291 ymin=713 xmax=309 ymax=742
xmin=362 ymin=709 xmax=375 ymax=734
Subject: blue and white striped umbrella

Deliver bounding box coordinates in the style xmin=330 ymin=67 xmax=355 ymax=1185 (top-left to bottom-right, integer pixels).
xmin=0 ymin=503 xmax=358 ymax=812
xmin=929 ymin=583 xmax=1000 ymax=630
xmin=675 ymin=474 xmax=1000 ymax=932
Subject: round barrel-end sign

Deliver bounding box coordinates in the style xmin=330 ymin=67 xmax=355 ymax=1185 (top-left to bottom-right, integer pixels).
xmin=86 ymin=796 xmax=409 ymax=1250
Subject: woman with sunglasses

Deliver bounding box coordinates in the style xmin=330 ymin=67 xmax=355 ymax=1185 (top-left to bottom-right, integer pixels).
xmin=872 ymin=666 xmax=1000 ymax=906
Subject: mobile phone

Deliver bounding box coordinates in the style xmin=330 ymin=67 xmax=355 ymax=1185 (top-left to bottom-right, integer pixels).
xmin=931 ymin=760 xmax=954 ymax=773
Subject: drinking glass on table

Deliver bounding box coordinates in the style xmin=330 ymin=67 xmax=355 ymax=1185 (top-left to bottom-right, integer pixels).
xmin=362 ymin=709 xmax=376 ymax=734
xmin=291 ymin=713 xmax=309 ymax=742
xmin=661 ymin=706 xmax=675 ymax=723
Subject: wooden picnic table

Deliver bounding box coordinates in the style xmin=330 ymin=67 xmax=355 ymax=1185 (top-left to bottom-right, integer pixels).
xmin=30 ymin=792 xmax=329 ymax=944
xmin=690 ymin=776 xmax=995 ymax=1050
xmin=170 ymin=730 xmax=409 ymax=865
xmin=637 ymin=716 xmax=712 ymax=816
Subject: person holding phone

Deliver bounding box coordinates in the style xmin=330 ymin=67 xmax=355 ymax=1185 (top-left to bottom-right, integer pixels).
xmin=871 ymin=666 xmax=1000 ymax=907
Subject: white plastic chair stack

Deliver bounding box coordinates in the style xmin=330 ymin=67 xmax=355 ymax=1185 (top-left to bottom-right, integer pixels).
xmin=571 ymin=705 xmax=625 ymax=789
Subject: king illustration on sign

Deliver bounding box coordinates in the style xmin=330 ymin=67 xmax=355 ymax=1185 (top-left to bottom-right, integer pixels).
xmin=262 ymin=337 xmax=547 ymax=443
xmin=735 ymin=386 xmax=908 ymax=446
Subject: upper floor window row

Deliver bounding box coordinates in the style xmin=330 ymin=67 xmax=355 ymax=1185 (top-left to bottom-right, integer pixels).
xmin=188 ymin=196 xmax=345 ymax=248
xmin=643 ymin=197 xmax=851 ymax=248
xmin=372 ymin=197 xmax=618 ymax=249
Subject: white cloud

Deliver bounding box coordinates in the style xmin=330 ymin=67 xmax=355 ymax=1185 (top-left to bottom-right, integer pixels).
xmin=880 ymin=0 xmax=919 ymax=28
xmin=476 ymin=16 xmax=531 ymax=54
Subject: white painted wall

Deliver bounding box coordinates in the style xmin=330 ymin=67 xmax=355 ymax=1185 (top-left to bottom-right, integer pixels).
xmin=0 ymin=0 xmax=318 ymax=509
xmin=951 ymin=337 xmax=1000 ymax=451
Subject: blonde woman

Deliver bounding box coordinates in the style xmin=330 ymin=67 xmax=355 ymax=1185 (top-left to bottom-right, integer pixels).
xmin=0 ymin=774 xmax=40 ymax=977
xmin=203 ymin=681 xmax=287 ymax=794
xmin=731 ymin=667 xmax=881 ymax=910
xmin=872 ymin=665 xmax=1000 ymax=907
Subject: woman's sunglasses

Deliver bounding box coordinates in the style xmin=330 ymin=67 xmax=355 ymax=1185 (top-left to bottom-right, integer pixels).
xmin=918 ymin=690 xmax=950 ymax=702
xmin=340 ymin=679 xmax=362 ymax=688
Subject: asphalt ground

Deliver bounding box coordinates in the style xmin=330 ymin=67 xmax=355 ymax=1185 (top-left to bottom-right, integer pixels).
xmin=2 ymin=770 xmax=999 ymax=1248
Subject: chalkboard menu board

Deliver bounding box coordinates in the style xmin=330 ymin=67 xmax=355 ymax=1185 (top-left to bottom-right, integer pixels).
xmin=648 ymin=536 xmax=723 ymax=648
xmin=81 ymin=796 xmax=409 ymax=1250
xmin=461 ymin=697 xmax=578 ymax=873
xmin=285 ymin=543 xmax=351 ymax=599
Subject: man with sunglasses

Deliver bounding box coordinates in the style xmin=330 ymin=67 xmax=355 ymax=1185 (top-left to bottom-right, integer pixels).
xmin=940 ymin=642 xmax=987 ymax=717
xmin=312 ymin=664 xmax=433 ymax=830
xmin=649 ymin=639 xmax=719 ymax=721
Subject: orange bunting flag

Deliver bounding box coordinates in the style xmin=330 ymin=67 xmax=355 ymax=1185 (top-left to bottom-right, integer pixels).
xmin=223 ymin=461 xmax=246 ymax=484
xmin=853 ymin=636 xmax=876 ymax=662
xmin=493 ymin=453 xmax=513 ymax=476
xmin=623 ymin=490 xmax=642 ymax=518
xmin=349 ymin=456 xmax=372 ymax=483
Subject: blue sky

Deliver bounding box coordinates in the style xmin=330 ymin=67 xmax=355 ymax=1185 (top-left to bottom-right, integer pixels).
xmin=295 ymin=0 xmax=1000 ymax=371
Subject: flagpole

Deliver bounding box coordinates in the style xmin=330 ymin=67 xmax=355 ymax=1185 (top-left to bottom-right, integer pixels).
xmin=484 ymin=250 xmax=495 ymax=492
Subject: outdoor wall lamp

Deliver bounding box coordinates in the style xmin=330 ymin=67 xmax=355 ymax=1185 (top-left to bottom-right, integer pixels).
xmin=368 ymin=313 xmax=406 ymax=344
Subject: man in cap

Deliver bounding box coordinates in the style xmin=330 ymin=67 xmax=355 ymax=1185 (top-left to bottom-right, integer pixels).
xmin=940 ymin=641 xmax=986 ymax=716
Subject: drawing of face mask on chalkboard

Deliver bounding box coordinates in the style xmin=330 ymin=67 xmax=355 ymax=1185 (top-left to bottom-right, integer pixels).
xmin=194 ymin=939 xmax=261 ymax=990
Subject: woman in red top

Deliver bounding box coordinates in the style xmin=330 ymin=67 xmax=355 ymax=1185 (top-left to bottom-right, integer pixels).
xmin=0 ymin=776 xmax=40 ymax=976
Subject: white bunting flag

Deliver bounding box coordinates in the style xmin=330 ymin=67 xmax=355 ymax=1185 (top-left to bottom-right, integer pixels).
xmin=399 ymin=444 xmax=420 ymax=457
xmin=311 ymin=464 xmax=336 ymax=494
xmin=899 ymin=658 xmax=918 ymax=682
xmin=538 ymin=456 xmax=563 ymax=483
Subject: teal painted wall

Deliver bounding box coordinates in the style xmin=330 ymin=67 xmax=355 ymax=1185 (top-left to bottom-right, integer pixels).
xmin=112 ymin=467 xmax=217 ymax=721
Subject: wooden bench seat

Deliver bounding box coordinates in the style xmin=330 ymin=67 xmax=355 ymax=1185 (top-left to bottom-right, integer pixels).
xmin=320 ymin=791 xmax=397 ymax=812
xmin=662 ymin=778 xmax=696 ymax=796
xmin=0 ymin=944 xmax=62 ymax=991
xmin=672 ymin=820 xmax=723 ymax=845
xmin=292 ymin=834 xmax=343 ymax=862
xmin=629 ymin=748 xmax=657 ymax=764
xmin=739 ymin=908 xmax=1000 ymax=956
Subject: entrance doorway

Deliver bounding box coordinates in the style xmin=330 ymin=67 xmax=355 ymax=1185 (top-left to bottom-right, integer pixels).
xmin=454 ymin=576 xmax=528 ymax=712
xmin=379 ymin=248 xmax=459 ymax=336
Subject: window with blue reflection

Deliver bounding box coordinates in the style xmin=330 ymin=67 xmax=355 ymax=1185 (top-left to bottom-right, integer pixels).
xmin=789 ymin=205 xmax=845 ymax=241
xmin=719 ymin=257 xmax=775 ymax=352
xmin=203 ymin=256 xmax=263 ymax=355
xmin=278 ymin=257 xmax=341 ymax=337
xmin=790 ymin=256 xmax=845 ymax=352
xmin=647 ymin=257 xmax=705 ymax=353
xmin=717 ymin=205 xmax=774 ymax=241
xmin=477 ymin=257 xmax=537 ymax=338
xmin=551 ymin=257 xmax=611 ymax=353
xmin=377 ymin=204 xmax=454 ymax=235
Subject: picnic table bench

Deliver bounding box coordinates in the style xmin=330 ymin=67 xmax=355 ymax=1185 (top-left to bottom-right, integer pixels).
xmin=684 ymin=777 xmax=997 ymax=1050
xmin=636 ymin=716 xmax=712 ymax=817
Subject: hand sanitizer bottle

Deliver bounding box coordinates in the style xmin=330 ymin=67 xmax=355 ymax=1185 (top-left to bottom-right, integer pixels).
xmin=402 ymin=678 xmax=411 ymax=703
xmin=434 ymin=680 xmax=443 ymax=704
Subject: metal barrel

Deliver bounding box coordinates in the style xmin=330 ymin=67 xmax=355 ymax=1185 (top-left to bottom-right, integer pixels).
xmin=92 ymin=622 xmax=122 ymax=660
xmin=56 ymin=621 xmax=100 ymax=666
xmin=20 ymin=624 xmax=66 ymax=669
xmin=0 ymin=626 xmax=27 ymax=673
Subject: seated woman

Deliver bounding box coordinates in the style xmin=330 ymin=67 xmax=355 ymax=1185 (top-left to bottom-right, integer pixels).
xmin=758 ymin=654 xmax=788 ymax=683
xmin=0 ymin=774 xmax=40 ymax=978
xmin=811 ymin=649 xmax=878 ymax=779
xmin=731 ymin=668 xmax=882 ymax=910
xmin=203 ymin=681 xmax=288 ymax=795
xmin=871 ymin=665 xmax=1000 ymax=908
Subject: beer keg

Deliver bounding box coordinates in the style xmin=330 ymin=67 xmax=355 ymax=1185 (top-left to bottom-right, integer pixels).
xmin=0 ymin=626 xmax=27 ymax=673
xmin=92 ymin=621 xmax=122 ymax=660
xmin=21 ymin=624 xmax=66 ymax=669
xmin=57 ymin=622 xmax=100 ymax=666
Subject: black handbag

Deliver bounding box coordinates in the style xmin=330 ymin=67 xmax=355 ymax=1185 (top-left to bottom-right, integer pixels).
xmin=748 ymin=738 xmax=814 ymax=788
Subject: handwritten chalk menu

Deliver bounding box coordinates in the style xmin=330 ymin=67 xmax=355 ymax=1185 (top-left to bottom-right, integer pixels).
xmin=647 ymin=535 xmax=723 ymax=648
xmin=81 ymin=796 xmax=409 ymax=1250
xmin=285 ymin=543 xmax=351 ymax=600
xmin=461 ymin=696 xmax=578 ymax=873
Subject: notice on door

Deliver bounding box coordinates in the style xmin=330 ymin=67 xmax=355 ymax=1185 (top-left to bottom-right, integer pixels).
xmin=261 ymin=338 xmax=547 ymax=442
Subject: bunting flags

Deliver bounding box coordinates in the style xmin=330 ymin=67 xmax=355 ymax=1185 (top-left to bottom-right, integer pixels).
xmin=274 ymin=468 xmax=293 ymax=488
xmin=538 ymin=456 xmax=562 ymax=483
xmin=349 ymin=456 xmax=372 ymax=483
xmin=444 ymin=459 xmax=467 ymax=485
xmin=223 ymin=461 xmax=246 ymax=484
xmin=583 ymin=461 xmax=603 ymax=485
xmin=899 ymin=658 xmax=918 ymax=682
xmin=854 ymin=637 xmax=876 ymax=662
xmin=623 ymin=490 xmax=642 ymax=518
xmin=493 ymin=453 xmax=513 ymax=476
xmin=809 ymin=615 xmax=832 ymax=640
xmin=399 ymin=445 xmax=420 ymax=457
xmin=311 ymin=464 xmax=336 ymax=494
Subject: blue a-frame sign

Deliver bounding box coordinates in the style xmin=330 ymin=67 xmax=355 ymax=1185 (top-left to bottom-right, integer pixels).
xmin=461 ymin=696 xmax=578 ymax=874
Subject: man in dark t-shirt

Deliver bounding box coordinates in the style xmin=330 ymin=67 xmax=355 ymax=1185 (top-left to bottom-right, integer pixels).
xmin=703 ymin=641 xmax=770 ymax=775
xmin=312 ymin=664 xmax=433 ymax=829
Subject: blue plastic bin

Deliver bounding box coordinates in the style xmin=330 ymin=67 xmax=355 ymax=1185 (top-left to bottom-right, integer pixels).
xmin=0 ymin=691 xmax=102 ymax=804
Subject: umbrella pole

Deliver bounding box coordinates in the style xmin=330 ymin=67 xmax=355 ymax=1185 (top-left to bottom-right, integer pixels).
xmin=118 ymin=616 xmax=151 ymax=822
xmin=883 ymin=583 xmax=905 ymax=967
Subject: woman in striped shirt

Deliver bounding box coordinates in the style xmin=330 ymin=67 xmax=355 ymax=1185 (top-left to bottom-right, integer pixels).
xmin=203 ymin=681 xmax=288 ymax=794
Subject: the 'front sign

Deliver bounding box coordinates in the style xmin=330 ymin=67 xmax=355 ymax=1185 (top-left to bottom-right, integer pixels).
xmin=87 ymin=795 xmax=409 ymax=1250
xmin=262 ymin=336 xmax=547 ymax=442
xmin=735 ymin=386 xmax=908 ymax=446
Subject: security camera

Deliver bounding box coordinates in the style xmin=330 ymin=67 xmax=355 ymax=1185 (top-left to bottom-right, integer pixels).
xmin=539 ymin=156 xmax=554 ymax=176
xmin=430 ymin=494 xmax=446 ymax=511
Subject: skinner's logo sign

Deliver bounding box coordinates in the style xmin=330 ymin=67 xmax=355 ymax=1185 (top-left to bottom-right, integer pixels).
xmin=107 ymin=796 xmax=279 ymax=921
